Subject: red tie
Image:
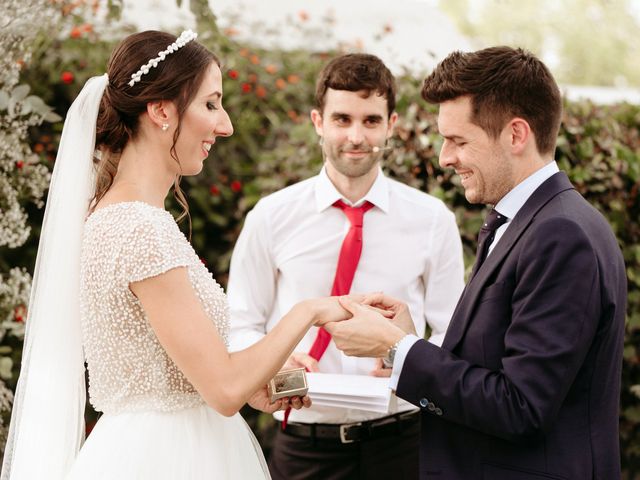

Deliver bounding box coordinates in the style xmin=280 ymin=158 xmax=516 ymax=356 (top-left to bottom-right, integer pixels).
xmin=282 ymin=199 xmax=373 ymax=428
xmin=308 ymin=199 xmax=375 ymax=360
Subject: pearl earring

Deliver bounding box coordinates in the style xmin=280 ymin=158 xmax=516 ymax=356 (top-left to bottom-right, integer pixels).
xmin=318 ymin=137 xmax=324 ymax=146
xmin=161 ymin=123 xmax=169 ymax=131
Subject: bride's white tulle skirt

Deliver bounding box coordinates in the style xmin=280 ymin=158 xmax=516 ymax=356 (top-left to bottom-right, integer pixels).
xmin=66 ymin=404 xmax=270 ymax=479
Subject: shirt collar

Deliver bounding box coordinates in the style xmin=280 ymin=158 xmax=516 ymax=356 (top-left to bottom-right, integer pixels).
xmin=314 ymin=165 xmax=390 ymax=213
xmin=495 ymin=161 xmax=560 ymax=221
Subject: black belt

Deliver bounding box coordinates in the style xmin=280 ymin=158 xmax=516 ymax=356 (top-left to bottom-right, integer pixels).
xmin=280 ymin=411 xmax=419 ymax=444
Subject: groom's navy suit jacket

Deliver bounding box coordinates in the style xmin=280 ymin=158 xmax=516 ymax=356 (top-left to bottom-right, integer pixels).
xmin=397 ymin=172 xmax=626 ymax=479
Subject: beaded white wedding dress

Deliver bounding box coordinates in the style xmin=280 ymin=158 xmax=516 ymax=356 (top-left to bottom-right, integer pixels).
xmin=66 ymin=201 xmax=269 ymax=479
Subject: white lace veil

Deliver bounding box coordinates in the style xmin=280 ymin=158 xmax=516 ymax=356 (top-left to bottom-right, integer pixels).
xmin=1 ymin=74 xmax=108 ymax=479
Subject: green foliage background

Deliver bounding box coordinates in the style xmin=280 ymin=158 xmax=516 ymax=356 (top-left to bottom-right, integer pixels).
xmin=1 ymin=2 xmax=639 ymax=475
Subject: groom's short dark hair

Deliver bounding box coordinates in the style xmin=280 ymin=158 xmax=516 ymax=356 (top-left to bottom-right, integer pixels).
xmin=421 ymin=46 xmax=562 ymax=156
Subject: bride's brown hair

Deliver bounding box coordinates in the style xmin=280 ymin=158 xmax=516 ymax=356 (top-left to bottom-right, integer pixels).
xmin=93 ymin=30 xmax=219 ymax=225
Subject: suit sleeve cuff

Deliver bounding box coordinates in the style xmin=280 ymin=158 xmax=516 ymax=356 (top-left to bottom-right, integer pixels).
xmin=389 ymin=334 xmax=421 ymax=391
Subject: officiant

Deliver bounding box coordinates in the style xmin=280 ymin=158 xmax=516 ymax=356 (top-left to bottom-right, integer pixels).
xmin=227 ymin=53 xmax=464 ymax=480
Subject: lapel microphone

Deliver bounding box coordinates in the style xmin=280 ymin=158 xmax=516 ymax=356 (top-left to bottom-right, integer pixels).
xmin=372 ymin=145 xmax=393 ymax=153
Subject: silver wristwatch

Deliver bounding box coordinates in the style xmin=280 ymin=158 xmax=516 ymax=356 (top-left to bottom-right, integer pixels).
xmin=383 ymin=337 xmax=403 ymax=368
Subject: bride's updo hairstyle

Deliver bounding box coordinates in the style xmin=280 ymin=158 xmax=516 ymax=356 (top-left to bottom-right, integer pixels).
xmin=93 ymin=30 xmax=219 ymax=220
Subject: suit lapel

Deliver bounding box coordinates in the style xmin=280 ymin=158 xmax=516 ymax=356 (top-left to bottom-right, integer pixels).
xmin=442 ymin=172 xmax=575 ymax=352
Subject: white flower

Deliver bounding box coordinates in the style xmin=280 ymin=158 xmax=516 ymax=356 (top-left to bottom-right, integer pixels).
xmin=0 ymin=0 xmax=58 ymax=248
xmin=0 ymin=0 xmax=65 ymax=448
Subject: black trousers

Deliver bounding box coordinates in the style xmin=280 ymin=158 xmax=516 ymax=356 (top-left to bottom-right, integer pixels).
xmin=268 ymin=422 xmax=419 ymax=480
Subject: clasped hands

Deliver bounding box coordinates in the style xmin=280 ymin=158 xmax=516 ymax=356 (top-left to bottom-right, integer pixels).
xmin=314 ymin=292 xmax=416 ymax=359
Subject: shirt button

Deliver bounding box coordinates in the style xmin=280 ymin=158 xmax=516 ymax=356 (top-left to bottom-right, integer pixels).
xmin=435 ymin=407 xmax=443 ymax=416
xmin=419 ymin=398 xmax=428 ymax=408
xmin=427 ymin=402 xmax=436 ymax=412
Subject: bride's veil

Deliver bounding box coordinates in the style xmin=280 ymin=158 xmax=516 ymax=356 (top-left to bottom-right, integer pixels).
xmin=1 ymin=74 xmax=108 ymax=479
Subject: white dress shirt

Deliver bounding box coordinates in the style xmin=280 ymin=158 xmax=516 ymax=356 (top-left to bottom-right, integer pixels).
xmin=390 ymin=161 xmax=561 ymax=391
xmin=228 ymin=166 xmax=465 ymax=423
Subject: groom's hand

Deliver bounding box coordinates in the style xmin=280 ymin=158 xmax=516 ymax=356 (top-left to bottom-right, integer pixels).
xmin=362 ymin=292 xmax=417 ymax=336
xmin=324 ymin=296 xmax=406 ymax=357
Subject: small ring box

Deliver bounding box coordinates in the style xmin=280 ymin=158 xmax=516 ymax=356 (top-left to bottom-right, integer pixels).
xmin=267 ymin=367 xmax=309 ymax=403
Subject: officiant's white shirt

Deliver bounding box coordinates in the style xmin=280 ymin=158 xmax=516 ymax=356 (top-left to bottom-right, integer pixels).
xmin=227 ymin=166 xmax=464 ymax=424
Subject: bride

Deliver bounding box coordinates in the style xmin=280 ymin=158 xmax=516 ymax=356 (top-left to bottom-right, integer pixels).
xmin=1 ymin=30 xmax=350 ymax=479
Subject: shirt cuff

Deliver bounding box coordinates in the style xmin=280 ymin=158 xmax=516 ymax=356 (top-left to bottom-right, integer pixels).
xmin=388 ymin=334 xmax=421 ymax=391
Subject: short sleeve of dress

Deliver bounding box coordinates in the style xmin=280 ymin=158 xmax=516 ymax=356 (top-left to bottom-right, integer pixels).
xmin=117 ymin=204 xmax=192 ymax=286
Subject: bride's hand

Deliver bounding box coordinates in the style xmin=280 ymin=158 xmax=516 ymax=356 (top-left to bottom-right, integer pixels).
xmin=247 ymin=385 xmax=311 ymax=413
xmin=305 ymin=295 xmax=395 ymax=327
xmin=306 ymin=296 xmax=356 ymax=327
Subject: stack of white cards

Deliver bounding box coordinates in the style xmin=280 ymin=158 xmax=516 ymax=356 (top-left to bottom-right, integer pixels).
xmin=306 ymin=372 xmax=413 ymax=413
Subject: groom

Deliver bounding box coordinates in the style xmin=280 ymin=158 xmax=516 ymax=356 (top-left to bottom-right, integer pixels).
xmin=326 ymin=46 xmax=626 ymax=479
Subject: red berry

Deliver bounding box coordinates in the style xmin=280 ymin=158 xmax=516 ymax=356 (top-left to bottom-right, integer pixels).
xmin=61 ymin=71 xmax=74 ymax=84
xmin=230 ymin=180 xmax=242 ymax=193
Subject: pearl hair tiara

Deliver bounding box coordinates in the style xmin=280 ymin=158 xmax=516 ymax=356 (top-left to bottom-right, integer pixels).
xmin=128 ymin=29 xmax=198 ymax=87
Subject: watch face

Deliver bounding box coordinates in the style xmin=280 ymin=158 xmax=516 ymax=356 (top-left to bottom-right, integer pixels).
xmin=384 ymin=345 xmax=397 ymax=367
xmin=386 ymin=338 xmax=404 ymax=366
xmin=389 ymin=346 xmax=396 ymax=363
